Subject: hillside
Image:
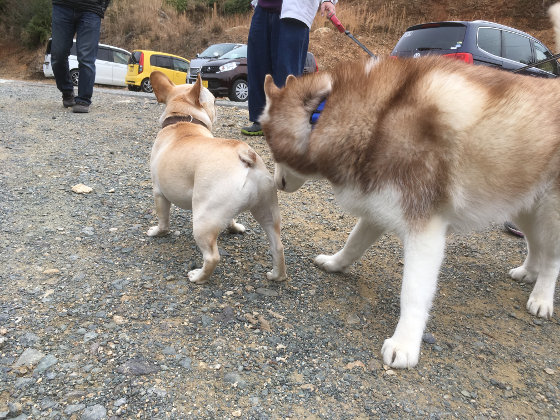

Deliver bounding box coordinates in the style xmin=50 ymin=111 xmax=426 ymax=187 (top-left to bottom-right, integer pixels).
xmin=0 ymin=0 xmax=558 ymax=80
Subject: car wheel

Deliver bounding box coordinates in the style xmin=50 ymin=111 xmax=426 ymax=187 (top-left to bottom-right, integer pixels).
xmin=229 ymin=79 xmax=248 ymax=102
xmin=141 ymin=78 xmax=153 ymax=93
xmin=70 ymin=69 xmax=79 ymax=87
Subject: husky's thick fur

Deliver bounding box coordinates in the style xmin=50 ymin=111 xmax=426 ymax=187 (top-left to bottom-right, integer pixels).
xmin=147 ymin=71 xmax=286 ymax=284
xmin=260 ymin=8 xmax=560 ymax=368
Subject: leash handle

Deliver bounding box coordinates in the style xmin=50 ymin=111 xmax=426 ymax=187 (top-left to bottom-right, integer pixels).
xmin=327 ymin=12 xmax=346 ymax=33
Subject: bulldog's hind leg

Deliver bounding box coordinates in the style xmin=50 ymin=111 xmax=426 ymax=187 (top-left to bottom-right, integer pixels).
xmin=514 ymin=196 xmax=560 ymax=318
xmin=189 ymin=215 xmax=222 ymax=285
xmin=147 ymin=192 xmax=171 ymax=237
xmin=250 ymin=189 xmax=287 ymax=281
xmin=315 ymin=218 xmax=385 ymax=273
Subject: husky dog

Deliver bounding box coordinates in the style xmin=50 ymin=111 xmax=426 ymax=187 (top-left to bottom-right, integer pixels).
xmin=260 ymin=9 xmax=560 ymax=368
xmin=147 ymin=71 xmax=286 ymax=284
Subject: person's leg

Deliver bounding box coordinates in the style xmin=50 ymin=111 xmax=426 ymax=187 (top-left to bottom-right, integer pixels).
xmin=51 ymin=5 xmax=77 ymax=104
xmin=74 ymin=11 xmax=101 ymax=106
xmin=246 ymin=6 xmax=274 ymax=125
xmin=272 ymin=18 xmax=309 ymax=87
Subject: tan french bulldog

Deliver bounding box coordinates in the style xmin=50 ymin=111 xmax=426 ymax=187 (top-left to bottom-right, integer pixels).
xmin=147 ymin=71 xmax=286 ymax=285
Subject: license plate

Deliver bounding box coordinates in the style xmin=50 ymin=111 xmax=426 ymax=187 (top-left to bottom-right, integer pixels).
xmin=202 ymin=80 xmax=208 ymax=88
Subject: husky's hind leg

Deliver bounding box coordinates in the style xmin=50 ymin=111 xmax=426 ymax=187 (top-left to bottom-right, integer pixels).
xmin=512 ymin=194 xmax=560 ymax=318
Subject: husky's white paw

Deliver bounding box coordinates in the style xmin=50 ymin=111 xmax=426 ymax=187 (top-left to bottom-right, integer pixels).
xmin=527 ymin=295 xmax=554 ymax=319
xmin=228 ymin=222 xmax=245 ymax=234
xmin=509 ymin=266 xmax=537 ymax=284
xmin=147 ymin=226 xmax=168 ymax=237
xmin=381 ymin=337 xmax=420 ymax=369
xmin=188 ymin=269 xmax=209 ymax=285
xmin=267 ymin=270 xmax=287 ymax=282
xmin=314 ymin=254 xmax=349 ymax=273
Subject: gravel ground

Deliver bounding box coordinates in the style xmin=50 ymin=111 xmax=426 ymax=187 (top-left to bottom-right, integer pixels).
xmin=1 ymin=80 xmax=560 ymax=420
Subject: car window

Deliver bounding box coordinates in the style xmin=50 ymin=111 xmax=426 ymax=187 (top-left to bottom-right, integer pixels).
xmin=113 ymin=50 xmax=129 ymax=65
xmin=219 ymin=45 xmax=248 ymax=59
xmin=478 ymin=27 xmax=501 ymax=57
xmin=151 ymin=55 xmax=173 ymax=70
xmin=97 ymin=47 xmax=112 ymax=62
xmin=130 ymin=51 xmax=142 ymax=65
xmin=70 ymin=42 xmax=77 ymax=56
xmin=173 ymin=58 xmax=189 ymax=72
xmin=502 ymin=31 xmax=532 ymax=64
xmin=392 ymin=24 xmax=466 ymax=53
xmin=534 ymin=41 xmax=559 ymax=75
xmin=198 ymin=44 xmax=239 ymax=58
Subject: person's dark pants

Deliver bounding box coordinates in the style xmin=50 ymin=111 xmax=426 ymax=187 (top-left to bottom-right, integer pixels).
xmin=51 ymin=4 xmax=101 ymax=106
xmin=247 ymin=6 xmax=310 ymax=123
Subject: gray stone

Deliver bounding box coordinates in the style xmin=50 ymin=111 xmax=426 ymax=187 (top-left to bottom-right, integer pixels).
xmin=422 ymin=332 xmax=436 ymax=344
xmin=162 ymin=346 xmax=176 ymax=356
xmin=346 ymin=314 xmax=360 ymax=325
xmin=19 ymin=332 xmax=40 ymax=347
xmin=15 ymin=377 xmax=34 ymax=389
xmin=117 ymin=358 xmax=160 ymax=376
xmin=64 ymin=403 xmax=86 ymax=415
xmin=83 ymin=332 xmax=98 ymax=342
xmin=201 ymin=315 xmax=212 ymax=327
xmin=147 ymin=387 xmax=167 ymax=398
xmin=14 ymin=348 xmax=45 ymax=367
xmin=179 ymin=357 xmax=192 ymax=369
xmin=40 ymin=397 xmax=58 ymax=410
xmin=8 ymin=402 xmax=22 ymax=417
xmin=256 ymin=288 xmax=278 ymax=297
xmin=114 ymin=398 xmax=126 ymax=407
xmin=224 ymin=372 xmax=248 ymax=389
xmin=81 ymin=404 xmax=107 ymax=420
xmin=34 ymin=354 xmax=58 ymax=373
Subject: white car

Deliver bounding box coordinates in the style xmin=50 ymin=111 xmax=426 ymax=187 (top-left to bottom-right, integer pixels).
xmin=43 ymin=38 xmax=131 ymax=87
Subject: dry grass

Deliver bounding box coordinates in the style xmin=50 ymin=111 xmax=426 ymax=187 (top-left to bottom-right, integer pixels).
xmin=102 ymin=0 xmax=252 ymax=58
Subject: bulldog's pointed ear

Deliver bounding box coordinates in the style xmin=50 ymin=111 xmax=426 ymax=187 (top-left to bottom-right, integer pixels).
xmin=264 ymin=74 xmax=279 ymax=98
xmin=190 ymin=73 xmax=206 ymax=106
xmin=285 ymin=74 xmax=297 ymax=87
xmin=150 ymin=71 xmax=175 ymax=104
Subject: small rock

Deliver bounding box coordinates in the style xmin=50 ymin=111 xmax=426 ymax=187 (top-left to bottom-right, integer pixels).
xmin=179 ymin=357 xmax=192 ymax=369
xmin=14 ymin=348 xmax=45 ymax=367
xmin=72 ymin=184 xmax=92 ymax=194
xmin=545 ymin=368 xmax=555 ymax=375
xmin=162 ymin=346 xmax=176 ymax=356
xmin=117 ymin=358 xmax=160 ymax=376
xmin=114 ymin=398 xmax=126 ymax=407
xmin=8 ymin=402 xmax=22 ymax=417
xmin=81 ymin=404 xmax=107 ymax=420
xmin=256 ymin=288 xmax=279 ymax=297
xmin=34 ymin=354 xmax=58 ymax=373
xmin=461 ymin=390 xmax=471 ymax=398
xmin=19 ymin=332 xmax=40 ymax=347
xmin=347 ymin=314 xmax=360 ymax=325
xmin=224 ymin=372 xmax=248 ymax=389
xmin=64 ymin=403 xmax=86 ymax=415
xmin=422 ymin=332 xmax=436 ymax=344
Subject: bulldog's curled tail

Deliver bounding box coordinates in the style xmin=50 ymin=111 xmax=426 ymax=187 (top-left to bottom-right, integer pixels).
xmin=238 ymin=146 xmax=258 ymax=168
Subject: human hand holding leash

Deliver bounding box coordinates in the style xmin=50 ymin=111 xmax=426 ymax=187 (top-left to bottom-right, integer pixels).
xmin=320 ymin=0 xmax=336 ymax=17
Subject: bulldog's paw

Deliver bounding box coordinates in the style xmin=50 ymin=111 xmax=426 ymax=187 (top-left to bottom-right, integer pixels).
xmin=227 ymin=222 xmax=246 ymax=234
xmin=381 ymin=337 xmax=420 ymax=369
xmin=267 ymin=270 xmax=287 ymax=282
xmin=314 ymin=254 xmax=349 ymax=273
xmin=527 ymin=295 xmax=554 ymax=319
xmin=147 ymin=226 xmax=169 ymax=237
xmin=509 ymin=266 xmax=537 ymax=284
xmin=188 ymin=269 xmax=209 ymax=285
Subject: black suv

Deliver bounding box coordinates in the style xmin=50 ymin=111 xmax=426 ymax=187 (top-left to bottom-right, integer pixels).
xmin=391 ymin=20 xmax=559 ymax=78
xmin=198 ymin=45 xmax=319 ymax=102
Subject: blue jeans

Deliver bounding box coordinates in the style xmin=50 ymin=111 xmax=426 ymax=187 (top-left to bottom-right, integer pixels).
xmin=247 ymin=6 xmax=310 ymax=122
xmin=51 ymin=4 xmax=101 ymax=105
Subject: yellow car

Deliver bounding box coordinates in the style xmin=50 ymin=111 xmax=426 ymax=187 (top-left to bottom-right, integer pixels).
xmin=125 ymin=50 xmax=190 ymax=92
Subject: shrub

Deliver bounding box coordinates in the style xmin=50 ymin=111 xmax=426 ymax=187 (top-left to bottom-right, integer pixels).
xmin=223 ymin=0 xmax=251 ymax=15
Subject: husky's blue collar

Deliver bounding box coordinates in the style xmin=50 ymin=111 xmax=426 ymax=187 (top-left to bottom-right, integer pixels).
xmin=309 ymin=99 xmax=327 ymax=129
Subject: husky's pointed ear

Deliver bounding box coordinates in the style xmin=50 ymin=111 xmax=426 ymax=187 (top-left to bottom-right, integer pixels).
xmin=549 ymin=3 xmax=560 ymax=53
xmin=150 ymin=71 xmax=175 ymax=104
xmin=303 ymin=73 xmax=333 ymax=110
xmin=264 ymin=74 xmax=279 ymax=98
xmin=190 ymin=73 xmax=206 ymax=106
xmin=285 ymin=74 xmax=297 ymax=87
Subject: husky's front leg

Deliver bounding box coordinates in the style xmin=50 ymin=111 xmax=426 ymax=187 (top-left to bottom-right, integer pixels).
xmin=382 ymin=217 xmax=447 ymax=369
xmin=314 ymin=218 xmax=384 ymax=272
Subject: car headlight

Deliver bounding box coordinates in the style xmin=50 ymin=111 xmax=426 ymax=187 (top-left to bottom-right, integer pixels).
xmin=219 ymin=62 xmax=239 ymax=72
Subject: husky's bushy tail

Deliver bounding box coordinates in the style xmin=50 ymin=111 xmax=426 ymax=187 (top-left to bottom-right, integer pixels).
xmin=549 ymin=3 xmax=560 ymax=53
